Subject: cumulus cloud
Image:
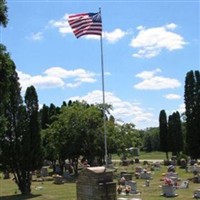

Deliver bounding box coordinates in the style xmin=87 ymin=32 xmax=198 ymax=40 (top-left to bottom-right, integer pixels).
xmin=134 ymin=68 xmax=181 ymax=90
xmin=27 ymin=32 xmax=44 ymax=41
xmin=17 ymin=71 xmax=65 ymax=91
xmin=103 ymin=28 xmax=128 ymax=43
xmin=85 ymin=28 xmax=128 ymax=43
xmin=177 ymin=103 xmax=185 ymax=114
xmin=164 ymin=93 xmax=181 ymax=100
xmin=17 ymin=67 xmax=97 ymax=92
xmin=130 ymin=23 xmax=186 ymax=58
xmin=69 ymin=90 xmax=155 ymax=129
xmin=135 ymin=68 xmax=161 ymax=79
xmin=48 ymin=13 xmax=72 ymax=36
xmin=44 ymin=67 xmax=96 ymax=83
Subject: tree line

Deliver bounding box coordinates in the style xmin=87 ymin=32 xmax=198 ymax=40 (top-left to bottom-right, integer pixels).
xmin=159 ymin=70 xmax=200 ymax=160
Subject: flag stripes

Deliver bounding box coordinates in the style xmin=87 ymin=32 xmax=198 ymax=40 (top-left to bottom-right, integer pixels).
xmin=68 ymin=12 xmax=102 ymax=38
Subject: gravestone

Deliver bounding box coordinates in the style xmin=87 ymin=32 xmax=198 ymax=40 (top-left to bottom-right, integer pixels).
xmin=3 ymin=171 xmax=10 ymax=179
xmin=123 ymin=173 xmax=132 ymax=181
xmin=161 ymin=185 xmax=177 ymax=197
xmin=77 ymin=166 xmax=116 ymax=200
xmin=41 ymin=166 xmax=48 ymax=177
xmin=194 ymin=189 xmax=200 ymax=198
xmin=140 ymin=171 xmax=152 ymax=179
xmin=53 ymin=175 xmax=63 ymax=184
xmin=125 ymin=180 xmax=137 ymax=193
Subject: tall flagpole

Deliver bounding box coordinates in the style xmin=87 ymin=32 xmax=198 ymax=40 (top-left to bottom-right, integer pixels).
xmin=99 ymin=8 xmax=108 ymax=168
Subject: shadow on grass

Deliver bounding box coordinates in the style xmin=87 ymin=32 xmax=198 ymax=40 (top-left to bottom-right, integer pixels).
xmin=0 ymin=194 xmax=41 ymax=200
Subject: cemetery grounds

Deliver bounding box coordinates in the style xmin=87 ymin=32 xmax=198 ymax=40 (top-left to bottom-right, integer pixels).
xmin=0 ymin=152 xmax=200 ymax=200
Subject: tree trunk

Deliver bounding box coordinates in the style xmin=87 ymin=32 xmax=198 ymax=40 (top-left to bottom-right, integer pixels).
xmin=17 ymin=171 xmax=32 ymax=195
xmin=72 ymin=158 xmax=78 ymax=176
xmin=166 ymin=151 xmax=169 ymax=160
xmin=20 ymin=182 xmax=31 ymax=195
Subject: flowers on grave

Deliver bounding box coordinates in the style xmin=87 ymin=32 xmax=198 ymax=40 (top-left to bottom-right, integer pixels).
xmin=117 ymin=185 xmax=123 ymax=194
xmin=125 ymin=185 xmax=131 ymax=194
xmin=119 ymin=176 xmax=126 ymax=185
xmin=164 ymin=177 xmax=174 ymax=186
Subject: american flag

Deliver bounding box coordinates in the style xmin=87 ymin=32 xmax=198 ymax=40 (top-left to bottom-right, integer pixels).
xmin=68 ymin=12 xmax=102 ymax=38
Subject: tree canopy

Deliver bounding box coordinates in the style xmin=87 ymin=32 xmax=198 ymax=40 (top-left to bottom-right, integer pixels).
xmin=159 ymin=109 xmax=169 ymax=159
xmin=0 ymin=0 xmax=8 ymax=27
xmin=185 ymin=70 xmax=200 ymax=159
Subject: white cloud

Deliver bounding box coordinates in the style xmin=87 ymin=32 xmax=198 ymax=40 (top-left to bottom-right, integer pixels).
xmin=134 ymin=68 xmax=181 ymax=90
xmin=177 ymin=103 xmax=185 ymax=114
xmin=44 ymin=67 xmax=96 ymax=83
xmin=17 ymin=71 xmax=65 ymax=91
xmin=69 ymin=90 xmax=155 ymax=129
xmin=164 ymin=93 xmax=181 ymax=100
xmin=48 ymin=13 xmax=72 ymax=36
xmin=165 ymin=23 xmax=177 ymax=30
xmin=66 ymin=82 xmax=82 ymax=88
xmin=130 ymin=23 xmax=186 ymax=58
xmin=103 ymin=28 xmax=128 ymax=43
xmin=136 ymin=68 xmax=161 ymax=79
xmin=17 ymin=67 xmax=97 ymax=92
xmin=85 ymin=28 xmax=128 ymax=43
xmin=27 ymin=32 xmax=43 ymax=41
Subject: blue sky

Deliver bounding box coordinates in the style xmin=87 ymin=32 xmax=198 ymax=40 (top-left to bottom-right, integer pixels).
xmin=2 ymin=0 xmax=200 ymax=129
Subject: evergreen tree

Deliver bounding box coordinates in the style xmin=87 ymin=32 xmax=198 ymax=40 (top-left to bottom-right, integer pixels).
xmin=0 ymin=46 xmax=29 ymax=194
xmin=0 ymin=0 xmax=9 ymax=134
xmin=168 ymin=113 xmax=177 ymax=156
xmin=49 ymin=103 xmax=59 ymax=124
xmin=0 ymin=3 xmax=43 ymax=194
xmin=159 ymin=109 xmax=169 ymax=160
xmin=184 ymin=70 xmax=200 ymax=159
xmin=0 ymin=0 xmax=8 ymax=27
xmin=24 ymin=86 xmax=43 ymax=171
xmin=0 ymin=44 xmax=12 ymax=134
xmin=174 ymin=111 xmax=183 ymax=155
xmin=40 ymin=104 xmax=50 ymax=129
xmin=1 ymin=83 xmax=43 ymax=195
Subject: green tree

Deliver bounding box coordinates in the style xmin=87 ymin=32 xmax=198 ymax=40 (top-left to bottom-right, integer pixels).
xmin=0 ymin=47 xmax=42 ymax=195
xmin=24 ymin=86 xmax=43 ymax=171
xmin=40 ymin=104 xmax=50 ymax=129
xmin=49 ymin=103 xmax=59 ymax=124
xmin=174 ymin=111 xmax=183 ymax=155
xmin=159 ymin=109 xmax=169 ymax=160
xmin=106 ymin=115 xmax=118 ymax=154
xmin=0 ymin=44 xmax=12 ymax=134
xmin=168 ymin=114 xmax=177 ymax=155
xmin=42 ymin=101 xmax=105 ymax=175
xmin=12 ymin=86 xmax=43 ymax=195
xmin=110 ymin=123 xmax=143 ymax=158
xmin=0 ymin=47 xmax=23 ymax=171
xmin=0 ymin=0 xmax=9 ymax=134
xmin=143 ymin=127 xmax=160 ymax=152
xmin=184 ymin=70 xmax=200 ymax=159
xmin=143 ymin=133 xmax=152 ymax=152
xmin=0 ymin=4 xmax=42 ymax=194
xmin=0 ymin=0 xmax=8 ymax=27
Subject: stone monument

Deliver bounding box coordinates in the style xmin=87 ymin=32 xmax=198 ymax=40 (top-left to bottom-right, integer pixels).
xmin=77 ymin=166 xmax=116 ymax=200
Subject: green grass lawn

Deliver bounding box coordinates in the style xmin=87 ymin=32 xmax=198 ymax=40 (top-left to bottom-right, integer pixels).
xmin=112 ymin=151 xmax=170 ymax=161
xmin=139 ymin=151 xmax=169 ymax=160
xmin=1 ymin=152 xmax=200 ymax=200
